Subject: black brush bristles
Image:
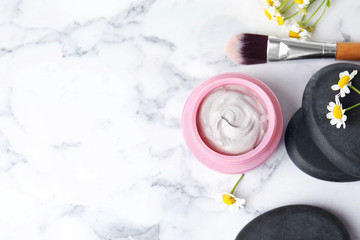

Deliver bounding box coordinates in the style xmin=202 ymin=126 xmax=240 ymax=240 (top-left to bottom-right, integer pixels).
xmin=226 ymin=33 xmax=268 ymax=65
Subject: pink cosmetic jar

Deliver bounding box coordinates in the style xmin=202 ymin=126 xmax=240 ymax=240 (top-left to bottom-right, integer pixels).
xmin=181 ymin=73 xmax=283 ymax=174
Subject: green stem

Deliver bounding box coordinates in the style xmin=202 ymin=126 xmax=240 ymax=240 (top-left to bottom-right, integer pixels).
xmin=277 ymin=0 xmax=290 ymax=11
xmin=303 ymin=0 xmax=326 ymax=25
xmin=311 ymin=1 xmax=328 ymax=27
xmin=345 ymin=103 xmax=360 ymax=112
xmin=230 ymin=174 xmax=245 ymax=194
xmin=308 ymin=0 xmax=317 ymax=6
xmin=301 ymin=13 xmax=306 ymax=21
xmin=349 ymin=85 xmax=360 ymax=95
xmin=284 ymin=11 xmax=299 ymax=20
xmin=282 ymin=1 xmax=294 ymax=14
xmin=300 ymin=0 xmax=316 ymax=20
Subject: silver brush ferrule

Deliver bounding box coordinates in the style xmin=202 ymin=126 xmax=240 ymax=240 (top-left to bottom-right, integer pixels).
xmin=267 ymin=36 xmax=337 ymax=62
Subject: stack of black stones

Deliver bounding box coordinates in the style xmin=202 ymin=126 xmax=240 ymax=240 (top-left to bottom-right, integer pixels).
xmin=234 ymin=63 xmax=360 ymax=240
xmin=286 ymin=63 xmax=360 ymax=182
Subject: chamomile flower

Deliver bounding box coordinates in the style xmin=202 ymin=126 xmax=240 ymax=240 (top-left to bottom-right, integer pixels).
xmin=326 ymin=95 xmax=347 ymax=129
xmin=264 ymin=5 xmax=277 ymax=21
xmin=264 ymin=4 xmax=284 ymax=26
xmin=217 ymin=192 xmax=246 ymax=211
xmin=295 ymin=0 xmax=310 ymax=9
xmin=331 ymin=70 xmax=358 ymax=98
xmin=265 ymin=0 xmax=281 ymax=8
xmin=265 ymin=0 xmax=274 ymax=6
xmin=273 ymin=0 xmax=281 ymax=8
xmin=276 ymin=15 xmax=284 ymax=26
xmin=287 ymin=21 xmax=310 ymax=39
xmin=264 ymin=0 xmax=331 ymax=37
xmin=216 ymin=174 xmax=246 ymax=211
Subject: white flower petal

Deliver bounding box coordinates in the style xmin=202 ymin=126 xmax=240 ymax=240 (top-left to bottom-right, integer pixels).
xmin=216 ymin=194 xmax=223 ymax=203
xmin=226 ymin=193 xmax=235 ymax=198
xmin=342 ymin=115 xmax=347 ymax=122
xmin=290 ymin=24 xmax=300 ymax=32
xmin=340 ymin=90 xmax=346 ymax=98
xmin=236 ymin=198 xmax=246 ymax=206
xmin=299 ymin=30 xmax=310 ymax=38
xmin=329 ymin=102 xmax=336 ymax=107
xmin=339 ymin=71 xmax=349 ymax=78
xmin=343 ymin=86 xmax=350 ymax=94
xmin=331 ymin=85 xmax=340 ymax=90
xmin=350 ymin=70 xmax=358 ymax=79
xmin=330 ymin=118 xmax=338 ymax=125
xmin=326 ymin=112 xmax=334 ymax=119
xmin=273 ymin=0 xmax=281 ymax=7
xmin=267 ymin=6 xmax=277 ymax=15
xmin=336 ymin=121 xmax=342 ymax=128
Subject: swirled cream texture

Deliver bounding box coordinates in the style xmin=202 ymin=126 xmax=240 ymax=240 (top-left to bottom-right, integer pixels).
xmin=197 ymin=85 xmax=268 ymax=155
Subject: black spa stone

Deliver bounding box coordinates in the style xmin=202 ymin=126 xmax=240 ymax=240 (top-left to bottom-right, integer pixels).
xmin=302 ymin=63 xmax=360 ymax=178
xmin=235 ymin=205 xmax=350 ymax=240
xmin=285 ymin=108 xmax=359 ymax=182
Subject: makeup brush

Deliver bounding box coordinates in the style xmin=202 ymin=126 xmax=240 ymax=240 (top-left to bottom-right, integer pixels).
xmin=226 ymin=33 xmax=360 ymax=65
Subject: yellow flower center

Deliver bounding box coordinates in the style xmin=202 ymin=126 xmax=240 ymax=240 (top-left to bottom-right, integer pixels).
xmin=222 ymin=194 xmax=236 ymax=205
xmin=338 ymin=75 xmax=350 ymax=88
xmin=295 ymin=0 xmax=304 ymax=4
xmin=266 ymin=0 xmax=274 ymax=6
xmin=277 ymin=16 xmax=284 ymax=25
xmin=264 ymin=8 xmax=272 ymax=20
xmin=333 ymin=105 xmax=343 ymax=119
xmin=289 ymin=31 xmax=300 ymax=38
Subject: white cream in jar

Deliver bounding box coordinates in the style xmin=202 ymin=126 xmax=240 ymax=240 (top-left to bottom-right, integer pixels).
xmin=197 ymin=85 xmax=268 ymax=155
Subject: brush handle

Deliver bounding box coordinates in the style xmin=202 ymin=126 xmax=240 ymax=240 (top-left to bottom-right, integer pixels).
xmin=336 ymin=43 xmax=360 ymax=60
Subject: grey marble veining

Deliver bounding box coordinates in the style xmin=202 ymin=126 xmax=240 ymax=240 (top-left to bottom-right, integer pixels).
xmin=1 ymin=0 xmax=360 ymax=239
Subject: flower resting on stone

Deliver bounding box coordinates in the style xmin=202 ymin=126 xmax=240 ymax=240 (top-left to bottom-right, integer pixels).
xmin=327 ymin=95 xmax=347 ymax=129
xmin=327 ymin=69 xmax=360 ymax=129
xmin=331 ymin=70 xmax=358 ymax=98
xmin=217 ymin=174 xmax=245 ymax=211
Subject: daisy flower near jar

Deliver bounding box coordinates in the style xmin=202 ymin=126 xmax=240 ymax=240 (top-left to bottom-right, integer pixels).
xmin=264 ymin=0 xmax=332 ymax=39
xmin=217 ymin=174 xmax=246 ymax=211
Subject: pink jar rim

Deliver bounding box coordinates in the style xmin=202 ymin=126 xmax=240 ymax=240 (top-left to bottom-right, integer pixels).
xmin=181 ymin=73 xmax=283 ymax=174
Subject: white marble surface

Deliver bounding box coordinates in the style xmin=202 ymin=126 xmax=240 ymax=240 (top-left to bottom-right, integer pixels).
xmin=1 ymin=0 xmax=360 ymax=239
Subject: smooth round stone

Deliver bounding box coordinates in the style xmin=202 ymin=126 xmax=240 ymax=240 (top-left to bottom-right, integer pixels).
xmin=302 ymin=63 xmax=360 ymax=178
xmin=285 ymin=108 xmax=359 ymax=182
xmin=235 ymin=205 xmax=350 ymax=240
